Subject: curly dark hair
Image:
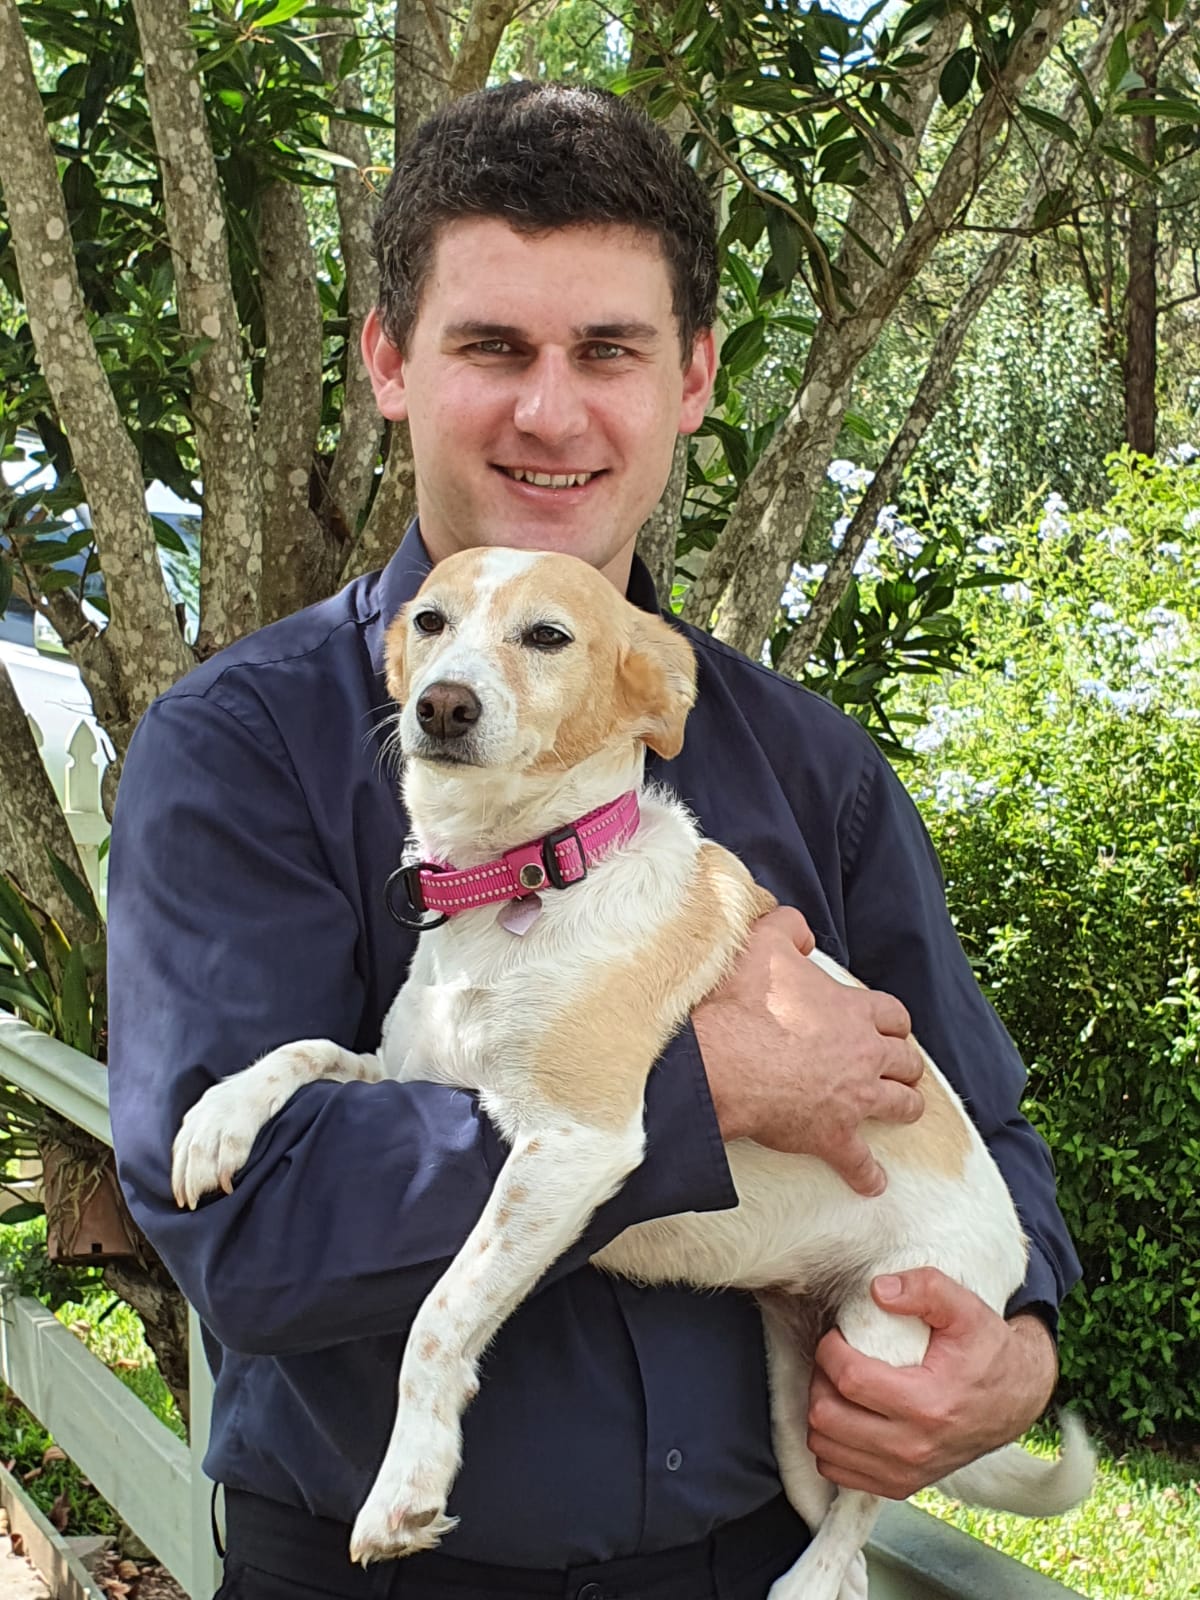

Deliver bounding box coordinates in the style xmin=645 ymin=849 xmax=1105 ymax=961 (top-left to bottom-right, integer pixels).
xmin=372 ymin=82 xmax=718 ymax=363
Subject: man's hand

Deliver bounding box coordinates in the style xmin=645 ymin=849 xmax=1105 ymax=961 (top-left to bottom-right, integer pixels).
xmin=693 ymin=907 xmax=925 ymax=1196
xmin=807 ymin=1268 xmax=1059 ymax=1499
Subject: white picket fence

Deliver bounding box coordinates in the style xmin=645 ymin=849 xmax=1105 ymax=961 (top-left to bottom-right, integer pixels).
xmin=0 ymin=1011 xmax=1091 ymax=1599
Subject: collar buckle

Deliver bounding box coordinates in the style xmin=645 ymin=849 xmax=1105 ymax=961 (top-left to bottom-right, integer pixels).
xmin=541 ymin=824 xmax=586 ymax=891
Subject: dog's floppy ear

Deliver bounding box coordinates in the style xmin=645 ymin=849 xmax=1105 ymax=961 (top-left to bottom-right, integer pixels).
xmin=383 ymin=608 xmax=411 ymax=706
xmin=617 ymin=613 xmax=698 ymax=760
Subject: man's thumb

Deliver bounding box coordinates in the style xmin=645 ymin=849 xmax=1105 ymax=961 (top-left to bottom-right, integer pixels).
xmin=871 ymin=1267 xmax=970 ymax=1331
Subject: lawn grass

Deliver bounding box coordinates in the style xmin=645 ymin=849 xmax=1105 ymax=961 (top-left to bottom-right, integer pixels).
xmin=915 ymin=1424 xmax=1200 ymax=1598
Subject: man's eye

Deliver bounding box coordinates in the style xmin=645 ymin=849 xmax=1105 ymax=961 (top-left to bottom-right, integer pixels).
xmin=524 ymin=624 xmax=572 ymax=651
xmin=472 ymin=340 xmax=513 ymax=355
xmin=587 ymin=343 xmax=626 ymax=360
xmin=414 ymin=610 xmax=445 ymax=635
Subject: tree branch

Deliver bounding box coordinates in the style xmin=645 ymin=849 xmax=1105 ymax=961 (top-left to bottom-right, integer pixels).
xmin=683 ymin=0 xmax=1080 ymax=657
xmin=636 ymin=435 xmax=689 ymax=603
xmin=450 ymin=0 xmax=522 ymax=98
xmin=256 ymin=181 xmax=324 ymax=623
xmin=318 ymin=0 xmax=383 ymax=568
xmin=0 ymin=0 xmax=192 ymax=751
xmin=0 ymin=657 xmax=98 ymax=952
xmin=131 ymin=0 xmax=262 ymax=652
xmin=779 ymin=0 xmax=1131 ymax=677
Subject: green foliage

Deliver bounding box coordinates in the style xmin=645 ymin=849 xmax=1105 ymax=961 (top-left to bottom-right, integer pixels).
xmin=915 ymin=277 xmax=1124 ymax=526
xmin=0 ymin=863 xmax=105 ymax=1060
xmin=912 ymin=453 xmax=1200 ymax=1442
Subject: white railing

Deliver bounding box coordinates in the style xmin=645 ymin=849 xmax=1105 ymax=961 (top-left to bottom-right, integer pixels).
xmin=0 ymin=1015 xmax=219 ymax=1600
xmin=0 ymin=1014 xmax=1085 ymax=1600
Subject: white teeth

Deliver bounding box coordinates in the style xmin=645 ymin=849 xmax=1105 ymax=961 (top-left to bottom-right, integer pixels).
xmin=508 ymin=469 xmax=594 ymax=488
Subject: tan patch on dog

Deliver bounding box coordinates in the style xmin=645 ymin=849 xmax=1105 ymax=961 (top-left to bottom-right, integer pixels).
xmin=532 ymin=843 xmax=768 ymax=1128
xmin=870 ymin=1045 xmax=972 ymax=1179
xmin=827 ymin=968 xmax=971 ymax=1179
xmin=419 ymin=1335 xmax=441 ymax=1360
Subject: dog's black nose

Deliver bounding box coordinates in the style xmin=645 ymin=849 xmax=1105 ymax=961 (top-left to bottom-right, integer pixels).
xmin=416 ymin=681 xmax=482 ymax=740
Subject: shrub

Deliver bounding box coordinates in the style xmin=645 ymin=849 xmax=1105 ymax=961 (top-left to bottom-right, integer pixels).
xmin=912 ymin=453 xmax=1200 ymax=1444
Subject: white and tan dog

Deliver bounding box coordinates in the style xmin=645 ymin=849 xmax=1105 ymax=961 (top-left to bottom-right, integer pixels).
xmin=173 ymin=547 xmax=1092 ymax=1600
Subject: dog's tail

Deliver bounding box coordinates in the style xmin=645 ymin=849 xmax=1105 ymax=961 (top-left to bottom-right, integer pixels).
xmin=934 ymin=1412 xmax=1095 ymax=1517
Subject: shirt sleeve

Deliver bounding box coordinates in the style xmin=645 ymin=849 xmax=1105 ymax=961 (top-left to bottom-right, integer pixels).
xmin=106 ymin=690 xmax=735 ymax=1359
xmin=839 ymin=746 xmax=1082 ymax=1333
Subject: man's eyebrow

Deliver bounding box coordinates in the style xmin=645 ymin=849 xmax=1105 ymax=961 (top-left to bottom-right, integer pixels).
xmin=441 ymin=319 xmax=662 ymax=344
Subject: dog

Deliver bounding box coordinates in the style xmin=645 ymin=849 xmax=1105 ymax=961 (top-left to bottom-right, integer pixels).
xmin=172 ymin=546 xmax=1093 ymax=1600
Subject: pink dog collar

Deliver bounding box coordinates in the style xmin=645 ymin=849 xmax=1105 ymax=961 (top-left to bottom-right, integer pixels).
xmin=386 ymin=791 xmax=640 ymax=930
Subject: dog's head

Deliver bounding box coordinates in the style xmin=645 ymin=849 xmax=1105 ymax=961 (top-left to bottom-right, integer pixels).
xmin=384 ymin=548 xmax=697 ymax=778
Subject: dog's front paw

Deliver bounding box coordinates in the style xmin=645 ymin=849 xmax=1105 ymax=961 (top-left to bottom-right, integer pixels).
xmin=349 ymin=1453 xmax=459 ymax=1563
xmin=171 ymin=1079 xmax=267 ymax=1209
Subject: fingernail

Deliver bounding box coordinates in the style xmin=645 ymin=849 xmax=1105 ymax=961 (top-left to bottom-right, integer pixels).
xmin=875 ymin=1274 xmax=902 ymax=1300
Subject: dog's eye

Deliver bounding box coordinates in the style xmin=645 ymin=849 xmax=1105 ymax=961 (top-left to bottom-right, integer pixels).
xmin=413 ymin=610 xmax=445 ymax=636
xmin=524 ymin=625 xmax=572 ymax=651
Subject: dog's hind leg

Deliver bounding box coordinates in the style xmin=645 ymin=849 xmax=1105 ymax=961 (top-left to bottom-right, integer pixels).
xmin=767 ymin=1291 xmax=931 ymax=1600
xmin=350 ymin=1110 xmax=646 ymax=1566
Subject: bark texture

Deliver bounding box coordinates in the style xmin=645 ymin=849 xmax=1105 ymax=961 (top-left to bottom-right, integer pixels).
xmin=683 ymin=0 xmax=1080 ymax=658
xmin=636 ymin=436 xmax=690 ymax=604
xmin=0 ymin=659 xmax=98 ymax=950
xmin=132 ymin=0 xmax=262 ymax=652
xmin=1124 ymin=26 xmax=1158 ymax=456
xmin=319 ymin=1 xmax=383 ymax=570
xmin=0 ymin=0 xmax=192 ymax=750
xmin=257 ymin=182 xmax=324 ymax=624
xmin=346 ymin=424 xmax=418 ymax=579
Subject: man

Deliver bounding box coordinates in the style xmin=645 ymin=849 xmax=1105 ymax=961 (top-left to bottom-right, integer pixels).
xmin=107 ymin=82 xmax=1080 ymax=1600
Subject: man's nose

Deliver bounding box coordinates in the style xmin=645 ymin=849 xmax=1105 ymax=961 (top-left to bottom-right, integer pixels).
xmin=512 ymin=350 xmax=588 ymax=443
xmin=416 ymin=681 xmax=482 ymax=740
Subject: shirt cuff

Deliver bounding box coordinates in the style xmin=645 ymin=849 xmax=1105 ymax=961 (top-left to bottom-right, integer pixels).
xmin=1005 ymin=1240 xmax=1064 ymax=1342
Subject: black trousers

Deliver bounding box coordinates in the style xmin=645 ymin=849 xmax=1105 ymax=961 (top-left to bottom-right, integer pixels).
xmin=218 ymin=1488 xmax=811 ymax=1600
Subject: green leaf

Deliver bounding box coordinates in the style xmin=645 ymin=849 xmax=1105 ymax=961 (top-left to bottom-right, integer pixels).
xmin=0 ymin=1201 xmax=45 ymax=1226
xmin=940 ymin=47 xmax=975 ymax=109
xmin=0 ymin=556 xmax=11 ymax=615
xmin=1032 ymin=187 xmax=1074 ymax=229
xmin=294 ymin=145 xmax=361 ymax=171
xmin=765 ymin=205 xmax=801 ymax=291
xmin=726 ymin=253 xmax=760 ymax=310
xmin=843 ymin=411 xmax=876 ymax=442
xmin=1113 ymin=96 xmax=1200 ymax=120
xmin=720 ymin=318 xmax=768 ymax=379
xmin=1106 ymin=30 xmax=1131 ymax=97
xmin=1100 ymin=142 xmax=1156 ymax=179
xmin=0 ymin=972 xmax=53 ymax=1024
xmin=58 ymin=944 xmax=91 ymax=1054
xmin=0 ymin=879 xmax=47 ymax=974
xmin=45 ymin=849 xmax=101 ymax=933
xmin=249 ymin=0 xmax=310 ymax=26
xmin=1020 ymin=103 xmax=1079 ymax=146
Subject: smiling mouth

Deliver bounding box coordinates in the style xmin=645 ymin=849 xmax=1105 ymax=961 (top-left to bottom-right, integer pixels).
xmin=498 ymin=467 xmax=601 ymax=489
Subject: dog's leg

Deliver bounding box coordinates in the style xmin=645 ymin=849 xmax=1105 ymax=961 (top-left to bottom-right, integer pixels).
xmin=172 ymin=1039 xmax=384 ymax=1208
xmin=350 ymin=1112 xmax=645 ymax=1566
xmin=768 ymin=1292 xmax=931 ymax=1600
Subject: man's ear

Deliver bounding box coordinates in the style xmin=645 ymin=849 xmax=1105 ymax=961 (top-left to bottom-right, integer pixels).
xmin=617 ymin=614 xmax=698 ymax=760
xmin=362 ymin=308 xmax=409 ymax=421
xmin=383 ymin=608 xmax=410 ymax=705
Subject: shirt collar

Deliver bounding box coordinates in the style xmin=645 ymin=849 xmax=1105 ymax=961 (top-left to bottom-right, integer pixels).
xmin=365 ymin=520 xmax=664 ymax=678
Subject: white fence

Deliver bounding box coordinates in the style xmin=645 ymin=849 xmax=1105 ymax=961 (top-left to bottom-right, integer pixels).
xmin=0 ymin=1013 xmax=1085 ymax=1600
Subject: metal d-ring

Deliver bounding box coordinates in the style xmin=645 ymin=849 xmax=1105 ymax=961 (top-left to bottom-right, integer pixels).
xmin=385 ymin=863 xmax=450 ymax=931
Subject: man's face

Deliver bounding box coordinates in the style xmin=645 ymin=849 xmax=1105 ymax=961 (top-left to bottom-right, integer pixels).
xmin=362 ymin=218 xmax=716 ymax=589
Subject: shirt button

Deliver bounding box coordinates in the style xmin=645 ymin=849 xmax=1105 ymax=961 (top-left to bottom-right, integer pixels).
xmin=577 ymin=1586 xmax=604 ymax=1600
xmin=665 ymin=1448 xmax=683 ymax=1471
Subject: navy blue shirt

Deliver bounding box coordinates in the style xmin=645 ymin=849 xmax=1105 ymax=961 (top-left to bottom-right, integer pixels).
xmin=107 ymin=526 xmax=1080 ymax=1565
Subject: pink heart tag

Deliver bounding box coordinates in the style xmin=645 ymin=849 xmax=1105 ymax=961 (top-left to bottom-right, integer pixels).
xmin=497 ymin=894 xmax=543 ymax=936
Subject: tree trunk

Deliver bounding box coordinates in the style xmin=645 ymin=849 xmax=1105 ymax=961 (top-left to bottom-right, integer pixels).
xmin=1124 ymin=27 xmax=1158 ymax=456
xmin=0 ymin=0 xmax=192 ymax=750
xmin=0 ymin=659 xmax=99 ymax=952
xmin=132 ymin=0 xmax=263 ymax=652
